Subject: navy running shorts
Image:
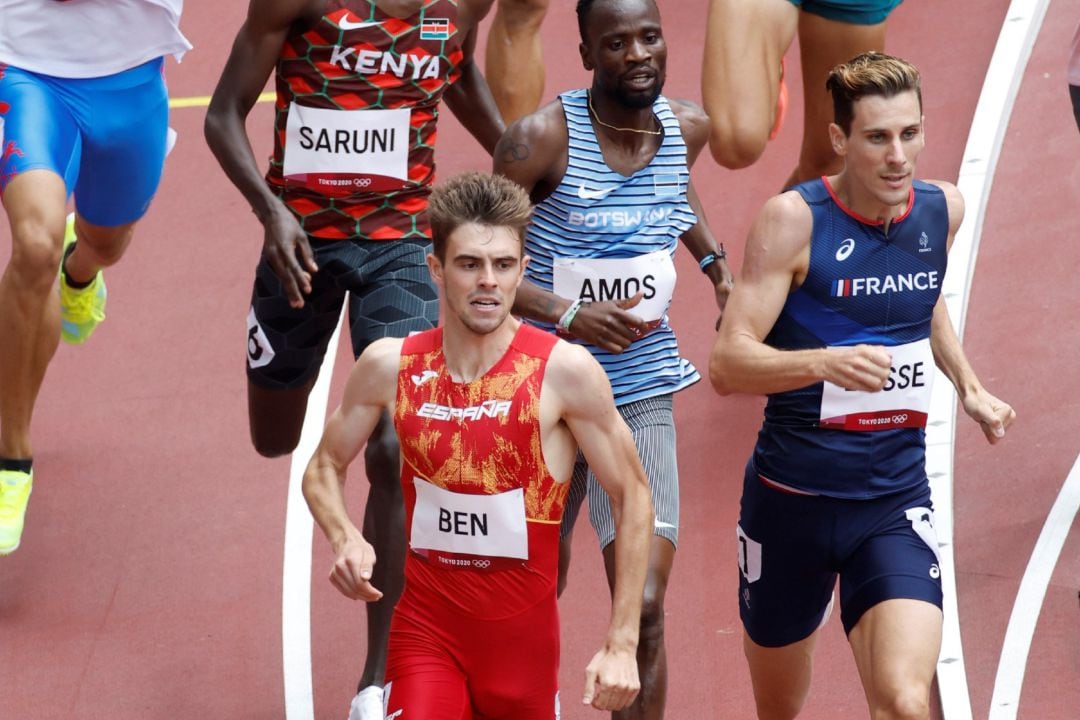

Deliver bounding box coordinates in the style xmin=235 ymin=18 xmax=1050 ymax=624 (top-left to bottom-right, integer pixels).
xmin=736 ymin=460 xmax=942 ymax=647
xmin=246 ymin=237 xmax=438 ymax=389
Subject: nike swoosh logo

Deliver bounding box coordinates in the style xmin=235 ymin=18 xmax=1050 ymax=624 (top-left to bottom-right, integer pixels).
xmin=339 ymin=16 xmax=384 ymax=30
xmin=577 ymin=184 xmax=617 ymax=200
xmin=654 ymin=520 xmax=677 ymax=529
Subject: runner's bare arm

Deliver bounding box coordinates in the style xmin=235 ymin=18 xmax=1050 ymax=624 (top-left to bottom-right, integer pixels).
xmin=494 ymin=107 xmax=648 ymax=351
xmin=303 ymin=338 xmax=402 ymax=601
xmin=683 ymin=181 xmax=734 ymax=318
xmin=443 ymin=0 xmax=504 ymax=154
xmin=547 ymin=343 xmax=651 ymax=712
xmin=669 ymin=102 xmax=735 ymax=314
xmin=709 ymin=191 xmax=891 ymax=395
xmin=927 ymin=181 xmax=1016 ymax=443
xmin=205 ymin=0 xmax=322 ymax=307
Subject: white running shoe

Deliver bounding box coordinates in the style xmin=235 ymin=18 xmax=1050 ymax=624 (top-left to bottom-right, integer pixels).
xmin=347 ymin=685 xmax=385 ymax=720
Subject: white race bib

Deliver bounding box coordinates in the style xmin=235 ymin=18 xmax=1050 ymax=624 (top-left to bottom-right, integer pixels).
xmin=410 ymin=477 xmax=528 ymax=559
xmin=283 ymin=104 xmax=410 ymax=191
xmin=820 ymin=338 xmax=934 ymax=431
xmin=552 ymin=250 xmax=676 ymax=324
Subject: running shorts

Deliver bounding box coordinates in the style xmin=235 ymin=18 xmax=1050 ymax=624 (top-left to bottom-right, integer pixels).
xmin=384 ymin=591 xmax=560 ymax=719
xmin=788 ymin=0 xmax=903 ymax=25
xmin=561 ymin=393 xmax=679 ymax=548
xmin=0 ymin=58 xmax=168 ymax=225
xmin=736 ymin=460 xmax=943 ymax=647
xmin=246 ymin=237 xmax=438 ymax=388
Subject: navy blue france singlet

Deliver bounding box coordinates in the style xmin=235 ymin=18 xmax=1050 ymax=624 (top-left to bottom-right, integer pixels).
xmin=752 ymin=177 xmax=949 ymax=498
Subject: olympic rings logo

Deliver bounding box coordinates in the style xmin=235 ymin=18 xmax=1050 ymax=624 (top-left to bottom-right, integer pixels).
xmin=353 ymin=177 xmax=373 ymax=188
xmin=892 ymin=413 xmax=909 ymax=424
xmin=473 ymin=559 xmax=491 ymax=569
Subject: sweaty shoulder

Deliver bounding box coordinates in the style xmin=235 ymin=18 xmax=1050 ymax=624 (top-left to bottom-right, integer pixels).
xmin=742 ymin=190 xmax=814 ymax=280
xmin=922 ymin=179 xmax=965 ymax=238
xmin=544 ymin=339 xmax=612 ymax=410
xmin=339 ymin=336 xmax=403 ymax=411
xmin=757 ymin=190 xmax=812 ymax=245
xmin=357 ymin=337 xmax=405 ymax=383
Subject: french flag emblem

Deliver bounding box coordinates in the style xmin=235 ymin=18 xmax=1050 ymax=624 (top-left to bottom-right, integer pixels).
xmin=832 ymin=279 xmax=852 ymax=297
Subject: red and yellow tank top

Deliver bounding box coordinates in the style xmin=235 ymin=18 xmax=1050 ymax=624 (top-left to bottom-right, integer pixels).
xmin=265 ymin=0 xmax=464 ymax=240
xmin=394 ymin=324 xmax=569 ymax=619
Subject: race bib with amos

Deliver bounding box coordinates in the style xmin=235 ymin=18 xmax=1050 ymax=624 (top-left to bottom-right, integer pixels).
xmin=553 ymin=250 xmax=676 ymax=325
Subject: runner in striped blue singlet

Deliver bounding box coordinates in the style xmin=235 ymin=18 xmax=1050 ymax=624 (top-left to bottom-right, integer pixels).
xmin=494 ymin=0 xmax=733 ymax=717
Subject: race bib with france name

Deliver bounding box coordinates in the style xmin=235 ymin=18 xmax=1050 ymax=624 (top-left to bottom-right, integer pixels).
xmin=552 ymin=250 xmax=677 ymax=327
xmin=410 ymin=477 xmax=529 ymax=561
xmin=819 ymin=338 xmax=934 ymax=431
xmin=283 ymin=104 xmax=411 ymax=194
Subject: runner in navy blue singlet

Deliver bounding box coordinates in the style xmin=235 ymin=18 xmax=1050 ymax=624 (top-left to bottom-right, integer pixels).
xmin=710 ymin=52 xmax=1015 ymax=720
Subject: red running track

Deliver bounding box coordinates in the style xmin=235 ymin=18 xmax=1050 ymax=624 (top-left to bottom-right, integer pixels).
xmin=1 ymin=1 xmax=1076 ymax=718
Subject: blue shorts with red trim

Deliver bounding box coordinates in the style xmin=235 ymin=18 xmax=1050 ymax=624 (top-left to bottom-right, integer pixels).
xmin=0 ymin=58 xmax=168 ymax=226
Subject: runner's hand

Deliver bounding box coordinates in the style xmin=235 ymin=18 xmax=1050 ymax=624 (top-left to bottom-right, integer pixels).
xmin=823 ymin=344 xmax=892 ymax=391
xmin=329 ymin=536 xmax=382 ymax=602
xmin=582 ymin=645 xmax=640 ymax=711
xmin=568 ymin=293 xmax=649 ymax=353
xmin=263 ymin=206 xmax=318 ymax=309
xmin=962 ymin=388 xmax=1015 ymax=445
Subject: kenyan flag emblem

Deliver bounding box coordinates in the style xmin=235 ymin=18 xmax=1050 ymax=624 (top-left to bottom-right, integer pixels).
xmin=420 ymin=18 xmax=450 ymax=40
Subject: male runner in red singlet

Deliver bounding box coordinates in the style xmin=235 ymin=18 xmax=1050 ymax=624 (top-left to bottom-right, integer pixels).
xmin=205 ymin=2 xmax=504 ymax=717
xmin=304 ymin=171 xmax=654 ymax=719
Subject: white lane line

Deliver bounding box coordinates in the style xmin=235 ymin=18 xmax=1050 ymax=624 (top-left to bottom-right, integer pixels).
xmin=928 ymin=0 xmax=1051 ymax=718
xmin=283 ymin=312 xmax=345 ymax=720
xmin=988 ymin=455 xmax=1080 ymax=719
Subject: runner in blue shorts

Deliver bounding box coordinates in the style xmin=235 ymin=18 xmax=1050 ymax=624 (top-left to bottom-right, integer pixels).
xmin=0 ymin=0 xmax=189 ymax=555
xmin=702 ymin=0 xmax=904 ymax=187
xmin=711 ymin=53 xmax=1015 ymax=719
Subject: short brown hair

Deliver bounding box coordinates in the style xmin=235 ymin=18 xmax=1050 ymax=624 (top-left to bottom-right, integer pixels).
xmin=826 ymin=52 xmax=922 ymax=135
xmin=427 ymin=172 xmax=534 ymax=260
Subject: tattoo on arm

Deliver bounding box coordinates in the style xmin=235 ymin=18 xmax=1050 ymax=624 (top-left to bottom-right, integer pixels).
xmin=500 ymin=141 xmax=530 ymax=164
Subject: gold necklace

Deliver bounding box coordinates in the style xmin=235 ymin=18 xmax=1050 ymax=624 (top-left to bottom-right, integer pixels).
xmin=587 ymin=91 xmax=662 ymax=136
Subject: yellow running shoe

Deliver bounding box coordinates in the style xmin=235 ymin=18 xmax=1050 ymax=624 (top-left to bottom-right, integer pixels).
xmin=0 ymin=469 xmax=33 ymax=555
xmin=59 ymin=213 xmax=107 ymax=345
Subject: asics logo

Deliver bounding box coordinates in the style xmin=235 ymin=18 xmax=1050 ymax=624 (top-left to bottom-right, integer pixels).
xmin=339 ymin=14 xmax=384 ymax=30
xmin=411 ymin=370 xmax=438 ymax=386
xmin=836 ymin=238 xmax=855 ymax=261
xmin=576 ymin=184 xmax=617 ymax=200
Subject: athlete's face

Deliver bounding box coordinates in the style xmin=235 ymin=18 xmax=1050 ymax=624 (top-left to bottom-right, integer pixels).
xmin=429 ymin=223 xmax=527 ymax=336
xmin=580 ymin=0 xmax=666 ymax=109
xmin=831 ymin=91 xmax=925 ymax=211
